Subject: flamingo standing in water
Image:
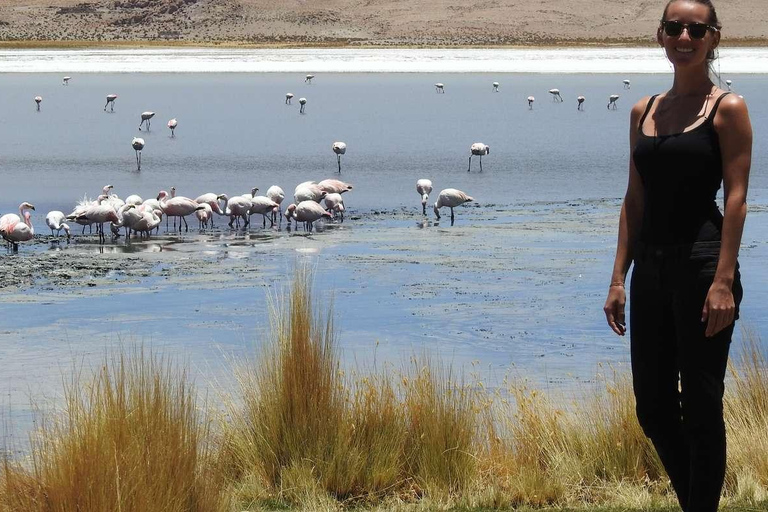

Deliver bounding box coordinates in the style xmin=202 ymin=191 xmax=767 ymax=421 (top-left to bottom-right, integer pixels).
xmin=305 ymin=74 xmax=314 ymax=83
xmin=468 ymin=143 xmax=490 ymax=172
xmin=549 ymin=89 xmax=563 ymax=102
xmin=324 ymin=193 xmax=345 ymax=221
xmin=220 ymin=194 xmax=251 ymax=228
xmin=293 ymin=201 xmax=331 ymax=232
xmin=416 ymin=179 xmax=433 ymax=215
xmin=608 ymin=94 xmax=620 ymax=109
xmin=577 ymin=96 xmax=585 ymax=110
xmin=168 ymin=118 xmax=177 ymax=137
xmin=299 ymin=98 xmax=307 ymax=114
xmin=63 ymin=76 xmax=71 ymax=85
xmin=132 ymin=137 xmax=145 ymax=171
xmin=248 ymin=196 xmax=280 ymax=228
xmin=34 ymin=96 xmax=42 ymax=111
xmin=285 ymin=93 xmax=294 ymax=104
xmin=435 ymin=83 xmax=445 ymax=93
xmin=332 ymin=142 xmax=347 ymax=172
xmin=73 ymin=195 xmax=119 ymax=243
xmin=527 ymin=96 xmax=535 ymax=109
xmin=45 ymin=211 xmax=71 ymax=240
xmin=623 ymin=79 xmax=631 ymax=89
xmin=157 ymin=188 xmax=205 ymax=232
xmin=492 ymin=82 xmax=499 ymax=92
xmin=434 ymin=189 xmax=473 ymax=225
xmin=1 ymin=202 xmax=35 ymax=251
xmin=195 ymin=203 xmax=213 ymax=230
xmin=139 ymin=111 xmax=155 ymax=131
xmin=266 ymin=185 xmax=285 ymax=224
xmin=195 ymin=193 xmax=226 ymax=227
xmin=104 ymin=94 xmax=118 ymax=112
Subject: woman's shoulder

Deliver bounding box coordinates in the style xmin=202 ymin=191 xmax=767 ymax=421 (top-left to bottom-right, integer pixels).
xmin=630 ymin=95 xmax=657 ymax=119
xmin=713 ymin=90 xmax=750 ymax=127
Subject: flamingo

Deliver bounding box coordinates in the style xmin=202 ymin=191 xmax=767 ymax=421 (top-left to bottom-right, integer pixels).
xmin=266 ymin=185 xmax=285 ymax=224
xmin=132 ymin=208 xmax=162 ymax=239
xmin=285 ymin=93 xmax=294 ymax=104
xmin=416 ymin=179 xmax=433 ymax=215
xmin=608 ymin=94 xmax=620 ymax=110
xmin=72 ymin=195 xmax=119 ymax=243
xmin=725 ymin=79 xmax=733 ymax=90
xmin=435 ymin=83 xmax=445 ymax=93
xmin=138 ymin=111 xmax=155 ymax=131
xmin=294 ymin=182 xmax=326 ymax=203
xmin=299 ymin=98 xmax=307 ymax=114
xmin=45 ymin=211 xmax=71 ymax=240
xmin=111 ymin=203 xmax=140 ymax=238
xmin=1 ymin=202 xmax=35 ymax=251
xmin=577 ymin=95 xmax=585 ymax=110
xmin=468 ymin=143 xmax=490 ymax=172
xmin=317 ymin=179 xmax=353 ymax=195
xmin=324 ymin=193 xmax=345 ymax=221
xmin=434 ymin=189 xmax=473 ymax=225
xmin=195 ymin=203 xmax=213 ymax=230
xmin=63 ymin=76 xmax=71 ymax=85
xmin=527 ymin=96 xmax=535 ymax=109
xmin=219 ymin=194 xmax=251 ymax=228
xmin=623 ymin=79 xmax=631 ymax=89
xmin=125 ymin=194 xmax=143 ymax=206
xmin=195 ymin=193 xmax=226 ymax=226
xmin=168 ymin=118 xmax=177 ymax=137
xmin=305 ymin=74 xmax=314 ymax=83
xmin=332 ymin=142 xmax=347 ymax=172
xmin=293 ymin=201 xmax=331 ymax=232
xmin=284 ymin=204 xmax=296 ymax=227
xmin=34 ymin=96 xmax=42 ymax=111
xmin=104 ymin=94 xmax=118 ymax=112
xmin=549 ymin=89 xmax=563 ymax=102
xmin=248 ymin=196 xmax=280 ymax=228
xmin=492 ymin=82 xmax=499 ymax=92
xmin=132 ymin=137 xmax=145 ymax=171
xmin=157 ymin=188 xmax=205 ymax=232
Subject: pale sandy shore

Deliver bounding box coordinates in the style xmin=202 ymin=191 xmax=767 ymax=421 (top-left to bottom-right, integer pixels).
xmin=1 ymin=0 xmax=767 ymax=48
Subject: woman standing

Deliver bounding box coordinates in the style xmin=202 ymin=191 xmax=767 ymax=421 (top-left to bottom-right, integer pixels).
xmin=603 ymin=1 xmax=752 ymax=511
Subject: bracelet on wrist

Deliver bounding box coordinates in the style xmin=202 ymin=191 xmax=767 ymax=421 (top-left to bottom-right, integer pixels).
xmin=609 ymin=282 xmax=625 ymax=288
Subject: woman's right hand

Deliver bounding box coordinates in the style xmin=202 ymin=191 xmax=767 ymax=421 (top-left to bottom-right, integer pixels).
xmin=604 ymin=284 xmax=627 ymax=336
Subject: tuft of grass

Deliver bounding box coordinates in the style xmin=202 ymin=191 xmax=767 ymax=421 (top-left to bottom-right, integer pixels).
xmin=0 ymin=348 xmax=224 ymax=512
xmin=724 ymin=330 xmax=768 ymax=503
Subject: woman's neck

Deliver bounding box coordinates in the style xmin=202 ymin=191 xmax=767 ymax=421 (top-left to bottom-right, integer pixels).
xmin=670 ymin=65 xmax=715 ymax=97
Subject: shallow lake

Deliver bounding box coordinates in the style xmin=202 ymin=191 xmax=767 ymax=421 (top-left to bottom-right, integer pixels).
xmin=1 ymin=70 xmax=767 ymax=443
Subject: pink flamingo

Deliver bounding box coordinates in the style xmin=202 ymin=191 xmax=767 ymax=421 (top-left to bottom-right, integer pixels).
xmin=1 ymin=202 xmax=35 ymax=251
xmin=157 ymin=188 xmax=205 ymax=232
xmin=416 ymin=179 xmax=433 ymax=215
xmin=292 ymin=201 xmax=331 ymax=232
xmin=434 ymin=188 xmax=474 ymax=225
xmin=317 ymin=179 xmax=353 ymax=194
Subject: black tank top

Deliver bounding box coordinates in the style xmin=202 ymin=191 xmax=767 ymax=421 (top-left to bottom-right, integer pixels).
xmin=632 ymin=92 xmax=731 ymax=246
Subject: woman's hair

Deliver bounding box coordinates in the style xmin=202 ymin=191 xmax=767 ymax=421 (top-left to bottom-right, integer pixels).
xmin=661 ymin=0 xmax=721 ymax=62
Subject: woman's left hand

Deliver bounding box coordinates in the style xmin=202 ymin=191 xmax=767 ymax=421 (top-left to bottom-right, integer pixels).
xmin=701 ymin=280 xmax=736 ymax=337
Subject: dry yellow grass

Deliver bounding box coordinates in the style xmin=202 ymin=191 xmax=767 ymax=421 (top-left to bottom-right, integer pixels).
xmin=0 ymin=349 xmax=226 ymax=512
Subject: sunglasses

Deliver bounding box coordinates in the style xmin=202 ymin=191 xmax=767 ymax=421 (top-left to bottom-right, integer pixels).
xmin=661 ymin=20 xmax=717 ymax=39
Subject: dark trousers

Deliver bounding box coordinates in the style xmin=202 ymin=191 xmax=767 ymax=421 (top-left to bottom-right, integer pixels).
xmin=630 ymin=242 xmax=742 ymax=512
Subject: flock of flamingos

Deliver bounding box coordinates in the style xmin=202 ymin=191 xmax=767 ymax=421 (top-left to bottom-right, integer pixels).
xmin=4 ymin=72 xmax=673 ymax=252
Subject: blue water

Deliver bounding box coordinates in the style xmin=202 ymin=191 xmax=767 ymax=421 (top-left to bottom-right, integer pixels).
xmin=1 ymin=71 xmax=767 ymax=443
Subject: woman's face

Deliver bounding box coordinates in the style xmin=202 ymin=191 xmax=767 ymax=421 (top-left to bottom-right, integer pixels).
xmin=658 ymin=1 xmax=720 ymax=69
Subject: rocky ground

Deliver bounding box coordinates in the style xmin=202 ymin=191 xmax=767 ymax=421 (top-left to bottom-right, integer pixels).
xmin=0 ymin=0 xmax=766 ymax=46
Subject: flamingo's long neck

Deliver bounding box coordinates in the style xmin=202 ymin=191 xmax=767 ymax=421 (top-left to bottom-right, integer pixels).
xmin=24 ymin=212 xmax=33 ymax=230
